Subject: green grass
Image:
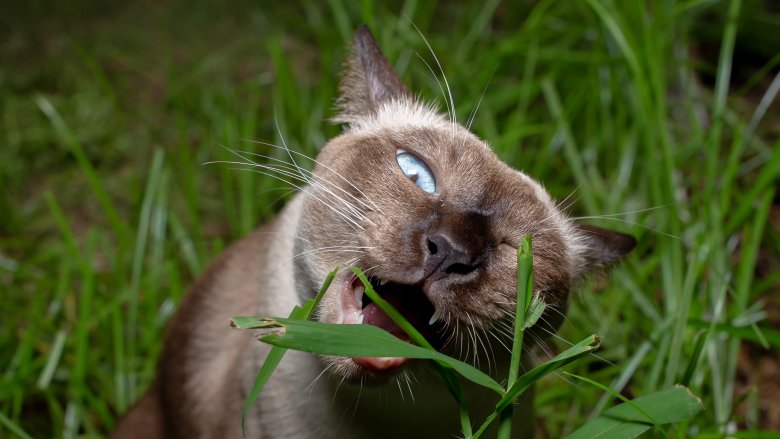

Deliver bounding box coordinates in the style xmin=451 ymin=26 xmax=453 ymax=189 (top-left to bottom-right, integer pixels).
xmin=2 ymin=0 xmax=779 ymax=437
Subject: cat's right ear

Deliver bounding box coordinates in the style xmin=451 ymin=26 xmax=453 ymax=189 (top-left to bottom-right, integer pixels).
xmin=333 ymin=25 xmax=411 ymax=124
xmin=575 ymin=224 xmax=636 ymax=271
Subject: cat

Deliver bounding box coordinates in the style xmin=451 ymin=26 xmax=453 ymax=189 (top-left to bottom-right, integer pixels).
xmin=111 ymin=25 xmax=635 ymax=439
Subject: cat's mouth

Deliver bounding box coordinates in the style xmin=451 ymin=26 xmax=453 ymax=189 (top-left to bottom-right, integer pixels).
xmin=338 ymin=274 xmax=446 ymax=373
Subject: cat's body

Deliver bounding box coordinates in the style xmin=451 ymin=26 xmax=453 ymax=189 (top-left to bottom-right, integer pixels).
xmin=112 ymin=26 xmax=634 ymax=439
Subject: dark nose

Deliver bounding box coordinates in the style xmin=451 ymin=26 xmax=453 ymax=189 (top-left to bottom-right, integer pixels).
xmin=423 ymin=232 xmax=482 ymax=281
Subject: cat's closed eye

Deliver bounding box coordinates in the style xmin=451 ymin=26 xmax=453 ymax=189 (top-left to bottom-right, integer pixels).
xmin=396 ymin=150 xmax=436 ymax=193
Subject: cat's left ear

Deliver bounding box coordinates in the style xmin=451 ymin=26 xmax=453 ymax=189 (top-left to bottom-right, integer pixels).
xmin=575 ymin=224 xmax=636 ymax=270
xmin=333 ymin=25 xmax=411 ymax=124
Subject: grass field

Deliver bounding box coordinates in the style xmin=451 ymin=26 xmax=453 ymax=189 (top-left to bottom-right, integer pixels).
xmin=2 ymin=0 xmax=779 ymax=437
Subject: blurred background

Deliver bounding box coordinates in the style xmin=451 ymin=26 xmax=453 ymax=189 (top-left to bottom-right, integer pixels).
xmin=2 ymin=0 xmax=779 ymax=437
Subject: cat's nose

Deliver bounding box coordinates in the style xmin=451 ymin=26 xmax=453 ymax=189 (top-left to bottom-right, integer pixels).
xmin=423 ymin=232 xmax=482 ymax=281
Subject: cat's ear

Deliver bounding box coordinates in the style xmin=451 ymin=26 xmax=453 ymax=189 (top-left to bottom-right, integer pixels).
xmin=333 ymin=25 xmax=411 ymax=124
xmin=575 ymin=224 xmax=636 ymax=270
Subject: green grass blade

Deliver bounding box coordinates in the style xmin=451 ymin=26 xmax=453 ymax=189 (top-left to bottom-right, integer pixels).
xmin=496 ymin=409 xmax=513 ymax=439
xmin=693 ymin=432 xmax=780 ymax=439
xmin=686 ymin=319 xmax=780 ymax=348
xmin=448 ymin=373 xmax=473 ymax=439
xmin=725 ymin=142 xmax=780 ymax=234
xmin=734 ymin=190 xmax=773 ymax=311
xmin=44 ymin=193 xmax=81 ymax=263
xmin=34 ymin=95 xmax=128 ymax=239
xmin=254 ymin=318 xmax=504 ymax=394
xmin=497 ymin=334 xmax=601 ymax=412
xmin=583 ymin=0 xmax=641 ymax=80
xmin=522 ymin=296 xmax=546 ymax=331
xmin=664 ymin=245 xmax=709 ymax=387
xmin=233 ymin=267 xmax=338 ymax=433
xmin=564 ymin=372 xmax=667 ymax=438
xmin=681 ymin=331 xmax=708 ymax=387
xmin=478 ymin=334 xmax=603 ymax=437
xmin=592 ymin=340 xmax=653 ymax=416
xmin=500 ymin=235 xmax=534 ymax=439
xmin=563 ymin=385 xmax=703 ymax=439
xmin=0 ymin=411 xmax=34 ymax=439
xmin=541 ymin=79 xmax=597 ymax=213
xmin=705 ymin=0 xmax=741 ymax=200
xmin=37 ymin=329 xmax=67 ymax=389
xmin=509 ymin=235 xmax=533 ymax=385
xmin=127 ymin=149 xmax=166 ymax=401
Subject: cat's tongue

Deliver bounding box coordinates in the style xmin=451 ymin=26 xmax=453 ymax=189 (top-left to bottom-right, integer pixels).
xmin=353 ymin=291 xmax=428 ymax=372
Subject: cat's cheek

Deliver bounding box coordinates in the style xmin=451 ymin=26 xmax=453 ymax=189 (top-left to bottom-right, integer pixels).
xmin=445 ymin=283 xmax=510 ymax=326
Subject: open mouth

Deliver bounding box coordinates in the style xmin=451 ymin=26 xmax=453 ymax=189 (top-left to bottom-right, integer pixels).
xmin=339 ymin=274 xmax=446 ymax=373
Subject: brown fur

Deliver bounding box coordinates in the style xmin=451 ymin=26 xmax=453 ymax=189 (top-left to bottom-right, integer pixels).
xmin=112 ymin=26 xmax=634 ymax=438
xmin=110 ymin=382 xmax=164 ymax=439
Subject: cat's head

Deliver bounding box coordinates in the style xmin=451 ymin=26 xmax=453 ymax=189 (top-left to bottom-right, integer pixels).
xmin=294 ymin=26 xmax=635 ymax=380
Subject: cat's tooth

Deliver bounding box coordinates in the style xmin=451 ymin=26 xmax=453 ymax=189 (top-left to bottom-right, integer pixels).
xmin=354 ymin=284 xmax=365 ymax=306
xmin=429 ymin=309 xmax=441 ymax=325
xmin=379 ymin=278 xmax=388 ymax=286
xmin=356 ymin=314 xmax=364 ymax=324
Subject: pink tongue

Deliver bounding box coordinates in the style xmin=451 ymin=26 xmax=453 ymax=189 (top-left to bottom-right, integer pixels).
xmin=362 ymin=302 xmax=410 ymax=340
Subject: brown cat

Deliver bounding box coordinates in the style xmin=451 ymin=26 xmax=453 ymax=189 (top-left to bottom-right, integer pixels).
xmin=111 ymin=25 xmax=635 ymax=439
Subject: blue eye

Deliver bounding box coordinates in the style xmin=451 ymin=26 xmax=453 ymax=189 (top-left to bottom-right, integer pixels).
xmin=396 ymin=150 xmax=436 ymax=194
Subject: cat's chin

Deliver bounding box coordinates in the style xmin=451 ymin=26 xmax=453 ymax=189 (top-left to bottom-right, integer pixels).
xmin=325 ymin=271 xmax=450 ymax=379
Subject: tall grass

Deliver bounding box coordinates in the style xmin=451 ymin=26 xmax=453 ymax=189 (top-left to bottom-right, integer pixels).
xmin=2 ymin=1 xmax=778 ymax=437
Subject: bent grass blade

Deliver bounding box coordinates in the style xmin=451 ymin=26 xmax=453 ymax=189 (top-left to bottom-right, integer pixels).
xmin=473 ymin=334 xmax=601 ymax=439
xmin=563 ymin=385 xmax=703 ymax=439
xmin=231 ymin=267 xmax=338 ymax=436
xmin=254 ymin=318 xmax=503 ymax=394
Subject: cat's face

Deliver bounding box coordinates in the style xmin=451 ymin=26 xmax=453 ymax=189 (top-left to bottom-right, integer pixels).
xmin=294 ymin=26 xmax=634 ymax=380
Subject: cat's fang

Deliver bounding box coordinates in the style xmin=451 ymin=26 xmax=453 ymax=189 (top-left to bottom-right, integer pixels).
xmin=339 ymin=276 xmax=365 ymax=325
xmin=428 ymin=308 xmax=441 ymax=325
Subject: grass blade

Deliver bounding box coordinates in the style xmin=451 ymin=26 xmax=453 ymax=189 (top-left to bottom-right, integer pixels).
xmin=565 ymin=372 xmax=666 ymax=437
xmin=34 ymin=95 xmax=128 ymax=239
xmin=500 ymin=235 xmax=535 ymax=439
xmin=497 ymin=334 xmax=601 ymax=412
xmin=475 ymin=334 xmax=601 ymax=438
xmin=0 ymin=412 xmax=34 ymax=439
xmin=254 ymin=317 xmax=503 ymax=394
xmin=563 ymin=385 xmax=703 ymax=439
xmin=37 ymin=329 xmax=67 ymax=389
xmin=232 ymin=267 xmax=338 ymax=434
xmin=681 ymin=330 xmax=708 ymax=387
xmin=686 ymin=320 xmax=780 ymax=353
xmin=693 ymin=431 xmax=780 ymax=439
xmin=509 ymin=235 xmax=533 ymax=385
